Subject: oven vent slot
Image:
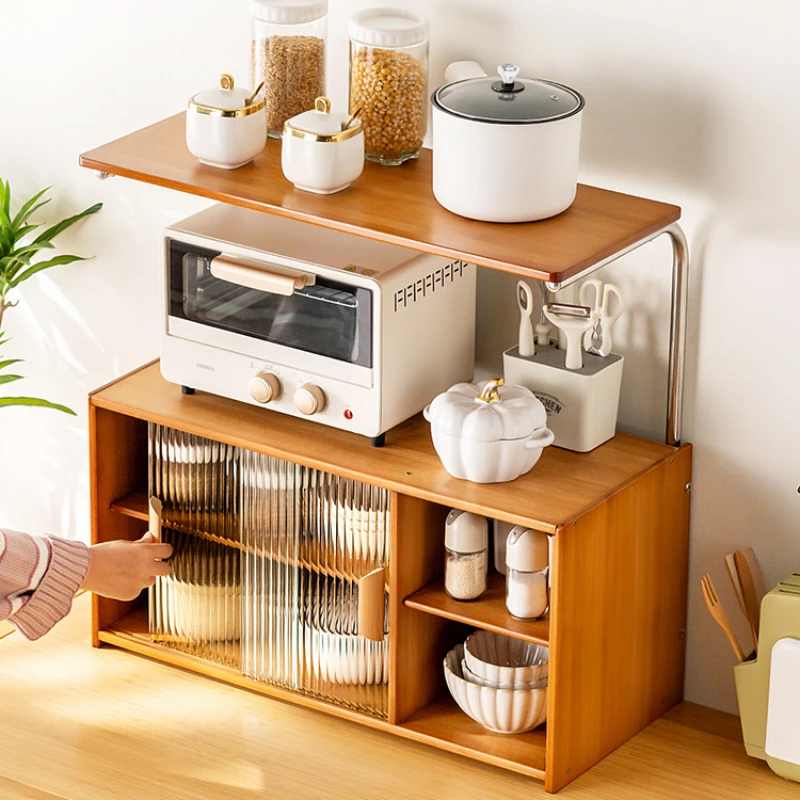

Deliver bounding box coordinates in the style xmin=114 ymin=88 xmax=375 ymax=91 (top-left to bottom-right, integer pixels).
xmin=393 ymin=260 xmax=469 ymax=312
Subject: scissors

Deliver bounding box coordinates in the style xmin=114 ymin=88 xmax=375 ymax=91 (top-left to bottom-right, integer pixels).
xmin=578 ymin=279 xmax=625 ymax=357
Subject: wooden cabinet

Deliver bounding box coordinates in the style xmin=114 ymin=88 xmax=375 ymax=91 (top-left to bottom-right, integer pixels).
xmin=90 ymin=362 xmax=691 ymax=793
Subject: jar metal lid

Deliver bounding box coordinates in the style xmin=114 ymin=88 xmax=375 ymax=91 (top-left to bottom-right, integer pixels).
xmin=506 ymin=527 xmax=549 ymax=572
xmin=445 ymin=509 xmax=488 ymax=554
xmin=189 ymin=74 xmax=266 ymax=117
xmin=251 ymin=0 xmax=328 ymax=24
xmin=433 ymin=65 xmax=584 ymax=125
xmin=349 ymin=7 xmax=430 ymax=48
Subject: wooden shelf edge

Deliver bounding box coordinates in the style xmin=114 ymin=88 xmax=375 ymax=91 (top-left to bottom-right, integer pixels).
xmin=398 ymin=698 xmax=547 ymax=780
xmin=110 ymin=489 xmax=148 ymax=521
xmin=404 ymin=575 xmax=550 ymax=647
xmin=100 ymin=611 xmax=545 ymax=780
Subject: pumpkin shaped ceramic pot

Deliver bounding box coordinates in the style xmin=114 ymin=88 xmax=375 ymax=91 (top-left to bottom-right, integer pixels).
xmin=423 ymin=378 xmax=554 ymax=483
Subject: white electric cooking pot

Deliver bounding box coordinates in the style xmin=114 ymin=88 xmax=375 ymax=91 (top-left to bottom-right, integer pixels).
xmin=424 ymin=379 xmax=555 ymax=484
xmin=431 ymin=61 xmax=585 ymax=223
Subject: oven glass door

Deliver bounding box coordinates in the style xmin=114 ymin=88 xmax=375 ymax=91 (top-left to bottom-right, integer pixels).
xmin=169 ymin=240 xmax=372 ymax=367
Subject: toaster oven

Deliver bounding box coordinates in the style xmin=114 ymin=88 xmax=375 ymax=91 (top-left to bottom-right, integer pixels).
xmin=161 ymin=204 xmax=477 ymax=445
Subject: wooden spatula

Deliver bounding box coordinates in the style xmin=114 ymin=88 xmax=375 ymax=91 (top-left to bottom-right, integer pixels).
xmin=734 ymin=550 xmax=761 ymax=654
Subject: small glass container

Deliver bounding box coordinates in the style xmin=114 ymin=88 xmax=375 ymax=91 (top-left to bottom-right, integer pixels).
xmin=505 ymin=527 xmax=549 ymax=620
xmin=444 ymin=509 xmax=488 ymax=601
xmin=251 ymin=0 xmax=328 ymax=138
xmin=348 ymin=7 xmax=430 ymax=165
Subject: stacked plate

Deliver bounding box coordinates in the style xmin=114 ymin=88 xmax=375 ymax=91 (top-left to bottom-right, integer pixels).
xmin=444 ymin=630 xmax=548 ymax=734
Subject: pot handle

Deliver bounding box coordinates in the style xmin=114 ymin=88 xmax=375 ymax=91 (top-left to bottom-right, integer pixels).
xmin=526 ymin=427 xmax=555 ymax=449
xmin=423 ymin=404 xmax=433 ymax=422
xmin=445 ymin=61 xmax=488 ymax=83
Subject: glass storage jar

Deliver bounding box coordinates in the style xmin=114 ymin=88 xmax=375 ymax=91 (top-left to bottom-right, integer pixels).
xmin=444 ymin=509 xmax=488 ymax=601
xmin=251 ymin=0 xmax=328 ymax=138
xmin=348 ymin=7 xmax=429 ymax=165
xmin=505 ymin=527 xmax=549 ymax=620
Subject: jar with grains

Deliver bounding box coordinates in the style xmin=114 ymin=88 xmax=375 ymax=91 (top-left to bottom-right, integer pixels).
xmin=348 ymin=8 xmax=430 ymax=166
xmin=251 ymin=0 xmax=328 ymax=139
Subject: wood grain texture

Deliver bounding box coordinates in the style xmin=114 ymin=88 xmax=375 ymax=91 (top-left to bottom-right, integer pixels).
xmin=5 ymin=596 xmax=794 ymax=800
xmin=405 ymin=572 xmax=550 ymax=646
xmin=79 ymin=113 xmax=681 ymax=284
xmin=399 ymin=697 xmax=547 ymax=779
xmin=388 ymin=493 xmax=452 ymax=724
xmin=545 ymin=445 xmax=693 ymax=792
xmin=89 ymin=406 xmax=149 ymax=645
xmin=92 ymin=363 xmax=677 ymax=534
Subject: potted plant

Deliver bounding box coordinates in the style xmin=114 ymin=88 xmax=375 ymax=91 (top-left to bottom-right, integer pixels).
xmin=0 ymin=179 xmax=101 ymax=413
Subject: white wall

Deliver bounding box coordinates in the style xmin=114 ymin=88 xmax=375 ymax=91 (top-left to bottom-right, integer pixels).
xmin=1 ymin=0 xmax=798 ymax=714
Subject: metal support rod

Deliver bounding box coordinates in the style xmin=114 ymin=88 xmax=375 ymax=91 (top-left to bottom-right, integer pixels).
xmin=545 ymin=222 xmax=689 ymax=447
xmin=664 ymin=223 xmax=689 ymax=447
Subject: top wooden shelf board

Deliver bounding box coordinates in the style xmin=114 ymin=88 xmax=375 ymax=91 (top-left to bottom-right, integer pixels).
xmin=79 ymin=113 xmax=680 ymax=283
xmin=92 ymin=362 xmax=680 ymax=534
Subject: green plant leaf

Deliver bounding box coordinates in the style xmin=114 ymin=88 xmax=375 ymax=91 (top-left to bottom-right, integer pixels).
xmin=11 ymin=188 xmax=50 ymax=233
xmin=0 ymin=373 xmax=24 ymax=385
xmin=0 ymin=180 xmax=9 ymax=219
xmin=0 ymin=358 xmax=23 ymax=370
xmin=9 ymin=240 xmax=55 ymax=263
xmin=32 ymin=202 xmax=103 ymax=246
xmin=9 ymin=253 xmax=87 ymax=287
xmin=0 ymin=205 xmax=13 ymax=255
xmin=12 ymin=223 xmax=40 ymax=242
xmin=0 ymin=396 xmax=76 ymax=414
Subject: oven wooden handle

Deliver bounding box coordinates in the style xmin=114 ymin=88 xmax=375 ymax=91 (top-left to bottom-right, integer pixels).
xmin=209 ymin=256 xmax=316 ymax=296
xmin=148 ymin=496 xmax=162 ymax=543
xmin=358 ymin=567 xmax=386 ymax=642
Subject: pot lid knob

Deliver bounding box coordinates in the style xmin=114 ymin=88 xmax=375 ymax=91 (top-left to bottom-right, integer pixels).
xmin=219 ymin=73 xmax=234 ymax=90
xmin=314 ymin=96 xmax=332 ymax=113
xmin=477 ymin=378 xmax=504 ymax=403
xmin=497 ymin=63 xmax=520 ymax=87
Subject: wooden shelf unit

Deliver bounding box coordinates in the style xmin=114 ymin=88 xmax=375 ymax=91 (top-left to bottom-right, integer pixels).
xmin=79 ymin=113 xmax=680 ymax=285
xmin=90 ymin=362 xmax=692 ymax=793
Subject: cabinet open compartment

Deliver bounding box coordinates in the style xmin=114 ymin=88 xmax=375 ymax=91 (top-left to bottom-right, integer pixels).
xmin=90 ymin=362 xmax=691 ymax=792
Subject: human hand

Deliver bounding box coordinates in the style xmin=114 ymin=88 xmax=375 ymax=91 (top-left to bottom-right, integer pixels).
xmin=81 ymin=532 xmax=173 ymax=601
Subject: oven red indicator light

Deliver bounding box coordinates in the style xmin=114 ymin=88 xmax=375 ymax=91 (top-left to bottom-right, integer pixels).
xmin=343 ymin=409 xmax=354 ymax=420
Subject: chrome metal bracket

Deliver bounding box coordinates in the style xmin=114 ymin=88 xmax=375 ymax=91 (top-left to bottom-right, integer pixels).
xmin=545 ymin=222 xmax=689 ymax=447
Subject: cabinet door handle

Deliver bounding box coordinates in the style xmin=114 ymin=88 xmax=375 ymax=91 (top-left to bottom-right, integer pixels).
xmin=148 ymin=496 xmax=162 ymax=542
xmin=210 ymin=256 xmax=316 ymax=296
xmin=358 ymin=567 xmax=386 ymax=642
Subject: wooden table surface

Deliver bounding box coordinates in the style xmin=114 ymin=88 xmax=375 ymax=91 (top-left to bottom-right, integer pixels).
xmin=0 ymin=594 xmax=791 ymax=800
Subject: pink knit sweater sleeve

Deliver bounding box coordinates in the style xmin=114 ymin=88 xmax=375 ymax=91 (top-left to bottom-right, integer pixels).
xmin=0 ymin=528 xmax=90 ymax=640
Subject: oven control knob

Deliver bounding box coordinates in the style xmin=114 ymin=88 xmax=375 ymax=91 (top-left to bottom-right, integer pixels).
xmin=249 ymin=371 xmax=281 ymax=404
xmin=294 ymin=384 xmax=326 ymax=416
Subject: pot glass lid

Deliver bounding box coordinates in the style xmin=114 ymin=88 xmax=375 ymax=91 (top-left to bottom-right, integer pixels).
xmin=433 ymin=64 xmax=584 ymax=124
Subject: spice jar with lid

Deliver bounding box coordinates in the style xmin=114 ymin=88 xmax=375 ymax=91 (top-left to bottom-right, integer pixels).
xmin=251 ymin=0 xmax=328 ymax=139
xmin=282 ymin=97 xmax=365 ymax=194
xmin=186 ymin=73 xmax=267 ymax=169
xmin=444 ymin=509 xmax=488 ymax=601
xmin=348 ymin=7 xmax=429 ymax=165
xmin=505 ymin=527 xmax=549 ymax=620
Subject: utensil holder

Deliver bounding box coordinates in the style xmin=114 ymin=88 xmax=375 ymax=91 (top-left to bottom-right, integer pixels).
xmin=503 ymin=344 xmax=623 ymax=453
xmin=734 ymin=576 xmax=800 ymax=782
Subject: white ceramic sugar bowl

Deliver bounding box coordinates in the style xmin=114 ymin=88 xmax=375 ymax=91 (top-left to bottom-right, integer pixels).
xmin=282 ymin=97 xmax=364 ymax=194
xmin=424 ymin=378 xmax=555 ymax=484
xmin=186 ymin=73 xmax=267 ymax=169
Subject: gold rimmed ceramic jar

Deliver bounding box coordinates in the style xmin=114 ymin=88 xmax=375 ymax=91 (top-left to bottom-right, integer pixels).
xmin=186 ymin=74 xmax=267 ymax=169
xmin=281 ymin=96 xmax=365 ymax=194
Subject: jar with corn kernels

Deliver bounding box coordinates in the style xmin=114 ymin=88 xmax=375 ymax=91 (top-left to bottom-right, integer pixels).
xmin=348 ymin=8 xmax=429 ymax=166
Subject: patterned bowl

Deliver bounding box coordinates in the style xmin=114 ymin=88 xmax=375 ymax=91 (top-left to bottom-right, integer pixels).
xmin=464 ymin=630 xmax=549 ymax=687
xmin=444 ymin=644 xmax=547 ymax=734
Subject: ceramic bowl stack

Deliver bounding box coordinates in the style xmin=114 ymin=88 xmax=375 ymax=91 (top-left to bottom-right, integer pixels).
xmin=444 ymin=630 xmax=549 ymax=734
